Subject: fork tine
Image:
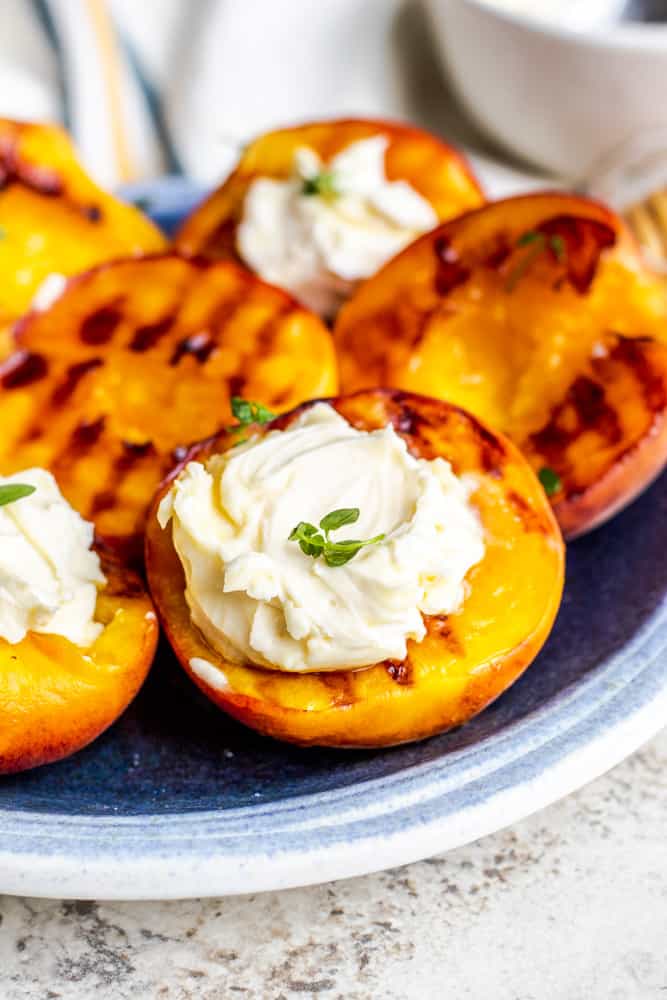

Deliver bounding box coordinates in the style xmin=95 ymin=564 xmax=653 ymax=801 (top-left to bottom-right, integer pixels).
xmin=625 ymin=201 xmax=667 ymax=264
xmin=647 ymin=191 xmax=667 ymax=257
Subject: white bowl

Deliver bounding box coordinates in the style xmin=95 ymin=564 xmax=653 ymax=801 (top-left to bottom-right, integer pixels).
xmin=425 ymin=0 xmax=667 ymax=179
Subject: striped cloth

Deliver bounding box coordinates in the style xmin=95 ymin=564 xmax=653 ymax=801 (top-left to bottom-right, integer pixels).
xmin=0 ymin=0 xmax=543 ymax=195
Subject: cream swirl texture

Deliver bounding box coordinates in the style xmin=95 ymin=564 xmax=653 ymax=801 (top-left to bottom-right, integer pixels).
xmin=0 ymin=468 xmax=105 ymax=646
xmin=237 ymin=135 xmax=438 ymax=317
xmin=158 ymin=404 xmax=485 ymax=673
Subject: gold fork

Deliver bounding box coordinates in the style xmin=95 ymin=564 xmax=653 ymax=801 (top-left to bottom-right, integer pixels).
xmin=624 ymin=189 xmax=667 ymax=270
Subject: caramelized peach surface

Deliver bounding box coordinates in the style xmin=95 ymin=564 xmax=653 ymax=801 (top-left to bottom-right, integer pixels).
xmin=0 ymin=254 xmax=338 ymax=561
xmin=0 ymin=118 xmax=165 ymax=354
xmin=146 ymin=390 xmax=565 ymax=748
xmin=0 ymin=546 xmax=158 ymax=774
xmin=175 ymin=117 xmax=483 ymax=265
xmin=335 ymin=194 xmax=667 ymax=536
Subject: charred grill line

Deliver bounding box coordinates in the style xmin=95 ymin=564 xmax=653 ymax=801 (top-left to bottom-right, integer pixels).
xmin=385 ymin=660 xmax=414 ymax=685
xmin=91 ymin=439 xmax=160 ymax=518
xmin=0 ymin=350 xmax=48 ymax=389
xmin=51 ymin=358 xmax=103 ymax=406
xmin=0 ymin=137 xmax=63 ymax=196
xmin=169 ymin=331 xmax=215 ymax=366
xmin=68 ymin=416 xmax=106 ymax=451
xmin=434 ymin=234 xmax=471 ymax=295
xmin=129 ymin=317 xmax=175 ymax=353
xmin=169 ymin=289 xmax=249 ymax=367
xmin=428 ymin=615 xmax=464 ymax=655
xmin=80 ymin=305 xmax=123 ymax=345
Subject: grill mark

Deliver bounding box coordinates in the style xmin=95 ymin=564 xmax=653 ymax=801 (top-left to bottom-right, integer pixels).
xmin=385 ymin=660 xmax=413 ymax=685
xmin=91 ymin=490 xmax=116 ymax=515
xmin=129 ymin=316 xmax=174 ymax=353
xmin=69 ymin=416 xmax=105 ymax=452
xmin=607 ymin=336 xmax=667 ymax=411
xmin=536 ymin=215 xmax=616 ymax=294
xmin=19 ymin=423 xmax=44 ymax=444
xmin=320 ymin=674 xmax=355 ymax=707
xmin=345 ymin=310 xmax=402 ymax=387
xmin=482 ymin=234 xmax=513 ymax=270
xmin=471 ymin=421 xmax=507 ymax=476
xmin=531 ymin=375 xmax=623 ymax=460
xmin=202 ymin=217 xmax=240 ymax=260
xmin=269 ymin=386 xmax=294 ymax=407
xmin=433 ymin=234 xmax=470 ymax=295
xmin=80 ymin=306 xmax=122 ymax=345
xmin=411 ymin=309 xmax=443 ymax=353
xmin=90 ymin=440 xmax=162 ymax=523
xmin=393 ymin=404 xmax=424 ymax=437
xmin=115 ymin=439 xmax=155 ymax=473
xmin=507 ymin=489 xmax=552 ymax=535
xmin=51 ymin=358 xmax=103 ymax=406
xmin=227 ymin=374 xmax=245 ymax=398
xmin=427 ymin=615 xmax=464 ymax=655
xmin=0 ymin=350 xmax=48 ymax=388
xmin=528 ymin=336 xmax=664 ymax=499
xmin=256 ymin=305 xmax=291 ymax=355
xmin=0 ymin=137 xmax=63 ymax=196
xmin=99 ymin=564 xmax=146 ymax=598
xmin=210 ymin=290 xmax=247 ymax=335
xmin=381 ymin=394 xmax=441 ymax=461
xmin=52 ymin=416 xmax=106 ymax=489
xmin=169 ymin=331 xmax=215 ymax=366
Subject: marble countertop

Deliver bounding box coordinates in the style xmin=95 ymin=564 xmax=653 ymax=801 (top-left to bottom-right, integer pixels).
xmin=0 ymin=727 xmax=664 ymax=1000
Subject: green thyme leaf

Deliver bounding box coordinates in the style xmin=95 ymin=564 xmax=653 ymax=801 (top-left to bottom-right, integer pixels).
xmin=0 ymin=483 xmax=35 ymax=507
xmin=289 ymin=508 xmax=385 ymax=567
xmin=505 ymin=233 xmax=546 ymax=292
xmin=323 ymin=534 xmax=386 ymax=567
xmin=505 ymin=230 xmax=569 ymax=292
xmin=300 ymin=535 xmax=325 ymax=557
xmin=251 ymin=402 xmax=276 ymax=424
xmin=231 ymin=397 xmax=253 ymax=425
xmin=538 ymin=466 xmax=562 ymax=497
xmin=549 ymin=234 xmax=566 ymax=261
xmin=289 ymin=521 xmax=325 ymax=557
xmin=289 ymin=522 xmax=319 ymax=540
xmin=230 ymin=396 xmax=275 ymax=434
xmin=323 ymin=547 xmax=358 ymax=567
xmin=302 ymin=171 xmax=338 ymax=200
xmin=517 ymin=230 xmax=543 ymax=247
xmin=319 ymin=508 xmax=359 ymax=533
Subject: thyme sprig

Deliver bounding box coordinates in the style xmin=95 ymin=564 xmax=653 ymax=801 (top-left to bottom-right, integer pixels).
xmin=289 ymin=507 xmax=385 ymax=567
xmin=505 ymin=230 xmax=567 ymax=292
xmin=0 ymin=483 xmax=35 ymax=507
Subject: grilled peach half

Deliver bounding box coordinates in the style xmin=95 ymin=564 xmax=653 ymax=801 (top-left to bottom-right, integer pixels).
xmin=174 ymin=117 xmax=483 ymax=295
xmin=0 ymin=545 xmax=158 ymax=774
xmin=0 ymin=119 xmax=165 ymax=355
xmin=146 ymin=390 xmax=565 ymax=748
xmin=0 ymin=253 xmax=337 ymax=562
xmin=335 ymin=193 xmax=667 ymax=538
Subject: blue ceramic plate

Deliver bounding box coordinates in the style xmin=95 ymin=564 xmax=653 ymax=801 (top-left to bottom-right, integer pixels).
xmin=0 ymin=178 xmax=666 ymax=900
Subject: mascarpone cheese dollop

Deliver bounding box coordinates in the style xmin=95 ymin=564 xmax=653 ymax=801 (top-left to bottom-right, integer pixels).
xmin=0 ymin=469 xmax=105 ymax=646
xmin=158 ymin=404 xmax=485 ymax=673
xmin=237 ymin=135 xmax=438 ymax=317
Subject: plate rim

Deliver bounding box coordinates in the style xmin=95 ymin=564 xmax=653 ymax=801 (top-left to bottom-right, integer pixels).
xmin=1 ymin=588 xmax=665 ymax=899
xmin=0 ymin=177 xmax=665 ymax=899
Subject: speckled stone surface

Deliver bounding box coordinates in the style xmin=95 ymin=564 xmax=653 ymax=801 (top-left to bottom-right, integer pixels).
xmin=0 ymin=727 xmax=664 ymax=1000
